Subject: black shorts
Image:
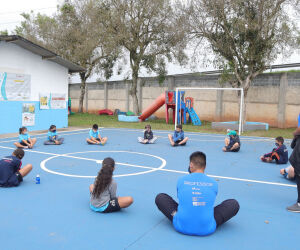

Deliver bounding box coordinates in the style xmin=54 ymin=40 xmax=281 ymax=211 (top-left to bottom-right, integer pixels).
xmin=174 ymin=139 xmax=186 ymax=146
xmin=103 ymin=198 xmax=121 ymax=213
xmin=231 ymin=147 xmax=240 ymax=152
xmin=20 ymin=140 xmax=30 ymax=146
xmin=226 ymin=145 xmax=240 ymax=152
xmin=88 ymin=138 xmax=101 ymax=144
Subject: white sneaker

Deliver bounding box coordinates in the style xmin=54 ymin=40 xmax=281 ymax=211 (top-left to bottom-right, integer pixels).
xmin=287 ymin=203 xmax=300 ymax=213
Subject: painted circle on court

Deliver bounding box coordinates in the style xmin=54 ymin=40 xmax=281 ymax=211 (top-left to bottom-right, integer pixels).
xmin=40 ymin=150 xmax=166 ymax=178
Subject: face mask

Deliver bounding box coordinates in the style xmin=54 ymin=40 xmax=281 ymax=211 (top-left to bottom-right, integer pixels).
xmin=52 ymin=130 xmax=56 ymax=133
xmin=275 ymin=143 xmax=279 ymax=147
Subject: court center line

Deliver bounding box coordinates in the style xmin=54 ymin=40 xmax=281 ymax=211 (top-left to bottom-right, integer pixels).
xmin=0 ymin=145 xmax=160 ymax=170
xmin=0 ymin=145 xmax=295 ymax=188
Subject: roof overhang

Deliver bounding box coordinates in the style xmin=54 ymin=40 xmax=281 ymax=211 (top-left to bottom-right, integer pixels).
xmin=0 ymin=35 xmax=85 ymax=73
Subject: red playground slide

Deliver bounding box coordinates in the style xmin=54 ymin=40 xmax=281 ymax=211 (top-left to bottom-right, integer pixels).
xmin=139 ymin=93 xmax=165 ymax=121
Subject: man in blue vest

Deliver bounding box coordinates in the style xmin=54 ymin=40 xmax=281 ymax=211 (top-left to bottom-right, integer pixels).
xmin=155 ymin=151 xmax=239 ymax=236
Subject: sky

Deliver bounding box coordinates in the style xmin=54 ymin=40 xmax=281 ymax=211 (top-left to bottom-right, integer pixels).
xmin=0 ymin=0 xmax=299 ymax=83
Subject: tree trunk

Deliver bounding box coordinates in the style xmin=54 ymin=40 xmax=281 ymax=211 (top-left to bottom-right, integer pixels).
xmin=131 ymin=75 xmax=140 ymax=115
xmin=78 ymin=73 xmax=86 ymax=113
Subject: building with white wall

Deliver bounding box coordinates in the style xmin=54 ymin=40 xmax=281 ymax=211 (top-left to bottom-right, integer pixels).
xmin=0 ymin=35 xmax=84 ymax=134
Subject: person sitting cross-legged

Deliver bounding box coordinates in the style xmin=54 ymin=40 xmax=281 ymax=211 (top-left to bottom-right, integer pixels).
xmin=260 ymin=136 xmax=288 ymax=164
xmin=168 ymin=124 xmax=188 ymax=147
xmin=0 ymin=149 xmax=33 ymax=187
xmin=223 ymin=130 xmax=241 ymax=152
xmin=155 ymin=151 xmax=240 ymax=236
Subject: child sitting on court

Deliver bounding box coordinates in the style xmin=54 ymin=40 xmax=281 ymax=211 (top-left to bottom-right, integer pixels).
xmin=14 ymin=127 xmax=37 ymax=149
xmin=44 ymin=125 xmax=64 ymax=145
xmin=223 ymin=130 xmax=241 ymax=152
xmin=260 ymin=136 xmax=288 ymax=164
xmin=168 ymin=124 xmax=189 ymax=146
xmin=138 ymin=124 xmax=158 ymax=144
xmin=280 ymin=166 xmax=295 ymax=180
xmin=89 ymin=157 xmax=133 ymax=213
xmin=0 ymin=149 xmax=33 ymax=187
xmin=86 ymin=124 xmax=108 ymax=145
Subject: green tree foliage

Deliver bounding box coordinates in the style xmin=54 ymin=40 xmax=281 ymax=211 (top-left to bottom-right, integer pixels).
xmin=182 ymin=0 xmax=298 ymax=96
xmin=0 ymin=30 xmax=8 ymax=35
xmin=180 ymin=0 xmax=298 ymax=125
xmin=16 ymin=0 xmax=119 ymax=112
xmin=100 ymin=0 xmax=187 ymax=114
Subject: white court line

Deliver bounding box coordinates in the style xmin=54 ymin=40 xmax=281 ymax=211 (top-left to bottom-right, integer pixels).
xmin=0 ymin=131 xmax=89 ymax=144
xmin=59 ymin=153 xmax=159 ymax=170
xmin=0 ymin=128 xmax=90 ymax=140
xmin=0 ymin=145 xmax=164 ymax=171
xmin=0 ymin=144 xmax=295 ymax=188
xmin=41 ymin=150 xmax=166 ymax=178
xmin=105 ymin=127 xmax=292 ymax=142
xmin=102 ymin=128 xmax=280 ymax=142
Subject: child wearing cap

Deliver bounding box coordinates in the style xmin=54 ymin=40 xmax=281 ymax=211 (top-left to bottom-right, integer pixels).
xmin=222 ymin=130 xmax=241 ymax=152
xmin=260 ymin=136 xmax=288 ymax=164
xmin=138 ymin=124 xmax=158 ymax=144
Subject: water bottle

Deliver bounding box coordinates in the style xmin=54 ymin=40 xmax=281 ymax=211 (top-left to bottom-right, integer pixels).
xmin=36 ymin=174 xmax=40 ymax=184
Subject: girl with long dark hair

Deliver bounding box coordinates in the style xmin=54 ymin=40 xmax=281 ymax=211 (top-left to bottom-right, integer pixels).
xmin=89 ymin=157 xmax=133 ymax=213
xmin=287 ymin=127 xmax=300 ymax=212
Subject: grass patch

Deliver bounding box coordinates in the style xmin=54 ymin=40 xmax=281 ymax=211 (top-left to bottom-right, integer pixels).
xmin=68 ymin=113 xmax=296 ymax=139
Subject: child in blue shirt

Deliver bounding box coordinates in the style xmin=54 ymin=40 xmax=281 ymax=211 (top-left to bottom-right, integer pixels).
xmin=44 ymin=125 xmax=64 ymax=145
xmin=86 ymin=124 xmax=108 ymax=145
xmin=155 ymin=151 xmax=239 ymax=236
xmin=168 ymin=124 xmax=188 ymax=146
xmin=260 ymin=136 xmax=288 ymax=164
xmin=14 ymin=127 xmax=37 ymax=149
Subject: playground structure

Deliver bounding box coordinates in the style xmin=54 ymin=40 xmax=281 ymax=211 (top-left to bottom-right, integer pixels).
xmin=298 ymin=113 xmax=300 ymax=127
xmin=139 ymin=91 xmax=201 ymax=125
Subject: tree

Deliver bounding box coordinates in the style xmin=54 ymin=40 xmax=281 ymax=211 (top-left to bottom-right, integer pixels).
xmin=16 ymin=0 xmax=118 ymax=112
xmin=181 ymin=0 xmax=297 ymax=123
xmin=0 ymin=30 xmax=8 ymax=35
xmin=101 ymin=0 xmax=187 ymax=114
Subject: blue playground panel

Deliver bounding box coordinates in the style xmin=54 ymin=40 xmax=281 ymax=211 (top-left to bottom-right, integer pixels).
xmin=187 ymin=107 xmax=201 ymax=126
xmin=0 ymin=128 xmax=298 ymax=250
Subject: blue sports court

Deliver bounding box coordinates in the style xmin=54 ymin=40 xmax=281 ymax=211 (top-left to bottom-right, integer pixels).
xmin=0 ymin=128 xmax=298 ymax=250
